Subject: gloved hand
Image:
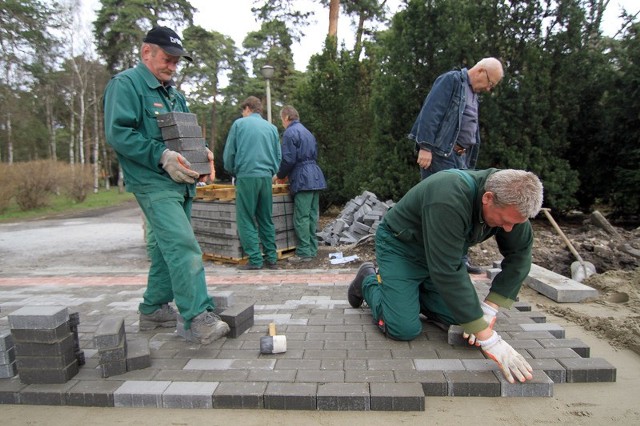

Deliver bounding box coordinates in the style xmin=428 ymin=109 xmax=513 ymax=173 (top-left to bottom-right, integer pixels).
xmin=198 ymin=148 xmax=215 ymax=183
xmin=464 ymin=301 xmax=498 ymax=346
xmin=478 ymin=330 xmax=533 ymax=383
xmin=161 ymin=149 xmax=199 ymax=184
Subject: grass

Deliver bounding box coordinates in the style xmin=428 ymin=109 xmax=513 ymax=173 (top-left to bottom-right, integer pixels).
xmin=0 ymin=188 xmax=135 ymax=222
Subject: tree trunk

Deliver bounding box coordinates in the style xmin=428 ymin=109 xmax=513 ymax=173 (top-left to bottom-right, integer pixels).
xmin=92 ymin=80 xmax=100 ymax=193
xmin=328 ymin=0 xmax=340 ymax=38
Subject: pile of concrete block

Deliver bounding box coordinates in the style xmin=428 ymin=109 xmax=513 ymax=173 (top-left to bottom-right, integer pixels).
xmin=157 ymin=112 xmax=210 ymax=176
xmin=192 ymin=193 xmax=297 ymax=261
xmin=8 ymin=306 xmax=79 ymax=384
xmin=0 ymin=330 xmax=16 ymax=379
xmin=317 ymin=190 xmax=394 ymax=246
xmin=94 ymin=316 xmax=150 ymax=378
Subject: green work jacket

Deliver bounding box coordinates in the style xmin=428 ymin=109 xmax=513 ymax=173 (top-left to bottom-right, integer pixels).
xmin=103 ymin=62 xmax=195 ymax=196
xmin=382 ymin=168 xmax=534 ymax=329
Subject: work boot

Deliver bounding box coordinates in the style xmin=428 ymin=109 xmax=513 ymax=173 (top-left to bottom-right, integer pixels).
xmin=187 ymin=311 xmax=230 ymax=345
xmin=238 ymin=263 xmax=262 ymax=270
xmin=288 ymin=255 xmax=313 ymax=263
xmin=265 ymin=261 xmax=279 ymax=270
xmin=139 ymin=304 xmax=177 ymax=331
xmin=348 ymin=262 xmax=376 ymax=308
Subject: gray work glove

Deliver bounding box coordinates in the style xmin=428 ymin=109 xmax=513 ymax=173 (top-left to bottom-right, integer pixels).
xmin=160 ymin=149 xmax=199 ymax=184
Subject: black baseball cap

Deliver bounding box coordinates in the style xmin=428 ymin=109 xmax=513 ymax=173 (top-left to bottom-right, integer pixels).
xmin=143 ymin=26 xmax=193 ymax=62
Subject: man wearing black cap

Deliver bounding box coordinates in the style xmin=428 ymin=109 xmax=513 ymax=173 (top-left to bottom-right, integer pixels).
xmin=103 ymin=26 xmax=230 ymax=345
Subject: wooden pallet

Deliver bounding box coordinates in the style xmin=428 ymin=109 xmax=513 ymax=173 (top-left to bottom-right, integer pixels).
xmin=202 ymin=247 xmax=296 ymax=265
xmin=196 ymin=183 xmax=290 ymax=201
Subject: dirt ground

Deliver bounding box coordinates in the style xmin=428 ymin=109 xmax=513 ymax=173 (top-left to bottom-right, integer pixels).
xmin=281 ymin=210 xmax=640 ymax=356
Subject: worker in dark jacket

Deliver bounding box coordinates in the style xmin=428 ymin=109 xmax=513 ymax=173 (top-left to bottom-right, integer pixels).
xmin=347 ymin=168 xmax=543 ymax=383
xmin=275 ymin=105 xmax=327 ymax=262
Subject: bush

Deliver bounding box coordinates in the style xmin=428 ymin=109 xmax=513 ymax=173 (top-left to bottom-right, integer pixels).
xmin=0 ymin=164 xmax=14 ymax=213
xmin=61 ymin=165 xmax=93 ymax=203
xmin=9 ymin=160 xmax=62 ymax=210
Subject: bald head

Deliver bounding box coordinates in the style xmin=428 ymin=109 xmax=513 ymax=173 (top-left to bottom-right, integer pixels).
xmin=469 ymin=57 xmax=504 ymax=93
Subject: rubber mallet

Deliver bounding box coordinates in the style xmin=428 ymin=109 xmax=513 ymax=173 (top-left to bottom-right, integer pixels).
xmin=259 ymin=322 xmax=286 ymax=354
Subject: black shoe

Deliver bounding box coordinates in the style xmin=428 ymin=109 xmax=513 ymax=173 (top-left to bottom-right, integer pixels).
xmin=238 ymin=263 xmax=262 ymax=270
xmin=265 ymin=262 xmax=278 ymax=270
xmin=348 ymin=262 xmax=376 ymax=308
xmin=465 ymin=262 xmax=484 ymax=274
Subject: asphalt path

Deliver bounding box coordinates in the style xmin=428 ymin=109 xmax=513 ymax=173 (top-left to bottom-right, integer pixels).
xmin=0 ymin=201 xmax=150 ymax=276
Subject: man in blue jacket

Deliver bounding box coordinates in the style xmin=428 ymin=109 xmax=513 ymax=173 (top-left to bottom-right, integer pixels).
xmin=275 ymin=105 xmax=327 ymax=262
xmin=224 ymin=96 xmax=282 ymax=270
xmin=408 ymin=57 xmax=504 ymax=274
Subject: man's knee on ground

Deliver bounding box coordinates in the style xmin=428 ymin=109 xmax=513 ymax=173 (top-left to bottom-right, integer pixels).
xmin=385 ymin=318 xmax=423 ymax=341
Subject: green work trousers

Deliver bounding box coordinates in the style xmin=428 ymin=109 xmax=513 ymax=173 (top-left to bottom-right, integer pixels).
xmin=293 ymin=190 xmax=320 ymax=258
xmin=235 ymin=177 xmax=277 ymax=266
xmin=361 ymin=223 xmax=457 ymax=340
xmin=135 ymin=190 xmax=214 ymax=328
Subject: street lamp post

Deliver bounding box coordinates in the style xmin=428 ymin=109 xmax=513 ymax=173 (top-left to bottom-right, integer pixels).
xmin=260 ymin=65 xmax=275 ymax=123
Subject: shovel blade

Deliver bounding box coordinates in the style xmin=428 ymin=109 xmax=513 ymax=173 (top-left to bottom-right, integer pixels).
xmin=571 ymin=261 xmax=596 ymax=282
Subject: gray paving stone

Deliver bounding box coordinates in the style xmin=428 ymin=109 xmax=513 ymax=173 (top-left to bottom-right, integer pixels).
xmin=0 ymin=330 xmax=14 ymax=351
xmin=0 ymin=361 xmax=17 ymax=378
xmin=414 ymin=359 xmax=465 ymax=371
xmin=345 ymin=370 xmax=395 ymax=382
xmin=11 ymin=322 xmax=71 ymax=343
xmin=8 ymin=306 xmax=69 ymax=330
xmin=19 ymin=381 xmax=78 ymax=405
xmin=558 ymin=357 xmax=617 ymax=382
xmin=527 ymin=347 xmax=581 ymax=359
xmin=537 ymin=338 xmax=590 ymax=357
xmin=247 ymin=369 xmax=297 ymax=382
xmin=525 ymin=264 xmax=599 ymax=302
xmin=126 ymin=339 xmax=151 ymax=371
xmin=264 ymin=382 xmax=317 ymax=410
xmin=316 ymin=382 xmax=370 ymax=411
xmin=162 ymin=381 xmax=218 ymax=409
xmin=0 ymin=346 xmax=15 ymax=365
xmin=66 ymin=380 xmax=123 ymax=407
xmin=527 ymin=358 xmax=567 ymax=383
xmin=370 ymin=382 xmax=425 ymax=411
xmin=520 ymin=323 xmax=565 ymax=338
xmin=18 ymin=359 xmax=79 ymax=384
xmin=14 ymin=332 xmax=75 ymax=357
xmin=0 ymin=376 xmax=26 ymax=403
xmin=496 ymin=371 xmax=554 ymax=396
xmin=213 ymin=381 xmax=266 ymax=409
xmin=445 ymin=371 xmax=501 ymax=397
xmin=113 ymin=380 xmax=172 ymax=407
xmin=94 ymin=316 xmax=125 ymax=349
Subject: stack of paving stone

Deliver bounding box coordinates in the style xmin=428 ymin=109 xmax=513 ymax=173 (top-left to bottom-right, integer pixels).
xmin=0 ymin=330 xmax=16 ymax=379
xmin=95 ymin=316 xmax=151 ymax=378
xmin=191 ymin=193 xmax=297 ymax=261
xmin=8 ymin=306 xmax=79 ymax=384
xmin=157 ymin=112 xmax=210 ymax=176
xmin=317 ymin=190 xmax=394 ymax=246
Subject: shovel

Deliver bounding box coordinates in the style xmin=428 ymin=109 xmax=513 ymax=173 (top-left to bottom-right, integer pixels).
xmin=541 ymin=208 xmax=596 ymax=282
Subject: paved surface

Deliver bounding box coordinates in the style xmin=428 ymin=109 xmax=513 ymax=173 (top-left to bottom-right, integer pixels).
xmin=0 ymin=268 xmax=616 ymax=411
xmin=0 ymin=204 xmax=623 ymax=414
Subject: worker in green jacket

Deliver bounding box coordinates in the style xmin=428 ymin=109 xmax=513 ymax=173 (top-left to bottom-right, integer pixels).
xmin=103 ymin=26 xmax=229 ymax=345
xmin=347 ymin=168 xmax=544 ymax=383
xmin=223 ymin=96 xmax=282 ymax=270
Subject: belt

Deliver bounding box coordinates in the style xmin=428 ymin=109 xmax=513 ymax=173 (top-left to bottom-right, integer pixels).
xmin=453 ymin=144 xmax=466 ymax=156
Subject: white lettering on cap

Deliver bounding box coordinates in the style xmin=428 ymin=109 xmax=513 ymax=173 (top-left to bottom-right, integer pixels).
xmin=169 ymin=36 xmax=181 ymax=45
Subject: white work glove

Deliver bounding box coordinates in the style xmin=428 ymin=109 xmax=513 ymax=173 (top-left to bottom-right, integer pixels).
xmin=478 ymin=330 xmax=533 ymax=383
xmin=160 ymin=149 xmax=199 ymax=184
xmin=463 ymin=301 xmax=498 ymax=346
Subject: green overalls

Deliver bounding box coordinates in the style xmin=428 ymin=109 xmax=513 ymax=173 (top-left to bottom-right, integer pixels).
xmin=103 ymin=63 xmax=214 ymax=327
xmin=361 ymin=169 xmax=533 ymax=340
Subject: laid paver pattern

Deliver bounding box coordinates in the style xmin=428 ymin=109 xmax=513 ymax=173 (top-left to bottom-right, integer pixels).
xmin=0 ymin=269 xmax=616 ymax=411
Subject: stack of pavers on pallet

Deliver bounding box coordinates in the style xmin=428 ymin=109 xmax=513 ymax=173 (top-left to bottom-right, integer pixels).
xmin=317 ymin=190 xmax=394 ymax=246
xmin=95 ymin=316 xmax=150 ymax=378
xmin=192 ymin=185 xmax=297 ymax=262
xmin=7 ymin=306 xmax=81 ymax=384
xmin=157 ymin=112 xmax=211 ymax=176
xmin=0 ymin=330 xmax=16 ymax=379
